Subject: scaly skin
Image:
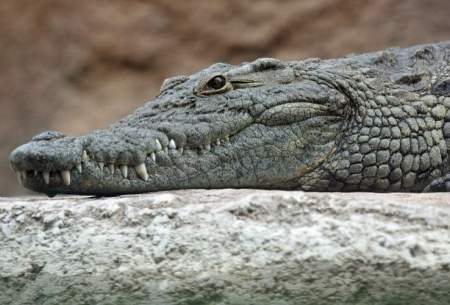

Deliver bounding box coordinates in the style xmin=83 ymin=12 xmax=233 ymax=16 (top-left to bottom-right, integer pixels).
xmin=9 ymin=41 xmax=450 ymax=196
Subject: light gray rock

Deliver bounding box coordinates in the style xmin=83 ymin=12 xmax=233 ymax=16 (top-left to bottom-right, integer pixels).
xmin=0 ymin=189 xmax=450 ymax=305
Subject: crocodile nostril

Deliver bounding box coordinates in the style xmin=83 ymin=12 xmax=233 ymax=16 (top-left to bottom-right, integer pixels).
xmin=10 ymin=143 xmax=40 ymax=164
xmin=9 ymin=135 xmax=83 ymax=173
xmin=32 ymin=130 xmax=66 ymax=142
xmin=9 ymin=145 xmax=27 ymax=170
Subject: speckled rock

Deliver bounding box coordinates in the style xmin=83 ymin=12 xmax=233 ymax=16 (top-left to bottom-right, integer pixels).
xmin=1 ymin=189 xmax=450 ymax=305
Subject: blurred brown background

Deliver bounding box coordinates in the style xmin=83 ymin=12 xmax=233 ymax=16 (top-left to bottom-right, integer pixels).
xmin=1 ymin=0 xmax=450 ymax=196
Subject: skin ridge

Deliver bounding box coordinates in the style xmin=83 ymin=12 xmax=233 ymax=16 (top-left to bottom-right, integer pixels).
xmin=9 ymin=41 xmax=450 ymax=195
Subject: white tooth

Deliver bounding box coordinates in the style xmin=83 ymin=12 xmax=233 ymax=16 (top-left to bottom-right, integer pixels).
xmin=109 ymin=164 xmax=115 ymax=174
xmin=76 ymin=164 xmax=82 ymax=174
xmin=179 ymin=147 xmax=184 ymax=154
xmin=205 ymin=144 xmax=211 ymax=151
xmin=225 ymin=135 xmax=230 ymax=141
xmin=98 ymin=162 xmax=104 ymax=170
xmin=16 ymin=171 xmax=23 ymax=184
xmin=135 ymin=163 xmax=149 ymax=181
xmin=43 ymin=171 xmax=50 ymax=185
xmin=216 ymin=139 xmax=221 ymax=145
xmin=155 ymin=139 xmax=163 ymax=151
xmin=151 ymin=152 xmax=156 ymax=162
xmin=120 ymin=165 xmax=128 ymax=178
xmin=82 ymin=150 xmax=89 ymax=162
xmin=169 ymin=139 xmax=177 ymax=149
xmin=61 ymin=170 xmax=71 ymax=186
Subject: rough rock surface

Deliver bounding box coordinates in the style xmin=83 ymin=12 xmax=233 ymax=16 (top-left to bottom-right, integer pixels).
xmin=1 ymin=189 xmax=450 ymax=305
xmin=2 ymin=0 xmax=450 ymax=195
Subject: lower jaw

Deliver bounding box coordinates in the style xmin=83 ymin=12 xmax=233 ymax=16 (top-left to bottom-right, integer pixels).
xmin=21 ymin=163 xmax=300 ymax=196
xmin=20 ymin=165 xmax=285 ymax=197
xmin=18 ymin=142 xmax=311 ymax=196
xmin=20 ymin=163 xmax=180 ymax=196
xmin=19 ymin=151 xmax=232 ymax=196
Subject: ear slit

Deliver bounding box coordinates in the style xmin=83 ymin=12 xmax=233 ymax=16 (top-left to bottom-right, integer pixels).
xmin=231 ymin=80 xmax=264 ymax=89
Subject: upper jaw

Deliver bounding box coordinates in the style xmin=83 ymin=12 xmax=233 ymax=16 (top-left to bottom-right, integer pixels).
xmin=9 ymin=125 xmax=239 ymax=195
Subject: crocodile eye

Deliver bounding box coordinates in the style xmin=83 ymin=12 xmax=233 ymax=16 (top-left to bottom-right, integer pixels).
xmin=207 ymin=75 xmax=227 ymax=90
xmin=196 ymin=74 xmax=231 ymax=95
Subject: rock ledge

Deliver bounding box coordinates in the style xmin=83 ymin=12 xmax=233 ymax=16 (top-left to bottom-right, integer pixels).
xmin=1 ymin=190 xmax=450 ymax=305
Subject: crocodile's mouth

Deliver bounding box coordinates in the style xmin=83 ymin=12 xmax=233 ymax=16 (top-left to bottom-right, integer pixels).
xmin=9 ymin=124 xmax=251 ymax=196
xmin=16 ymin=136 xmax=231 ymax=184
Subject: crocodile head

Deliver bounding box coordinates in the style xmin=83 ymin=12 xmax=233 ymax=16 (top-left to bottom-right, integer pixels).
xmin=9 ymin=58 xmax=350 ymax=196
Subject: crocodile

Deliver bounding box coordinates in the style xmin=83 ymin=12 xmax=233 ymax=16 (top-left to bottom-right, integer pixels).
xmin=9 ymin=41 xmax=450 ymax=196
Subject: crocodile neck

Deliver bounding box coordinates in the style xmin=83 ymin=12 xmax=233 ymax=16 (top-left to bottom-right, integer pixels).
xmin=293 ymin=45 xmax=450 ymax=191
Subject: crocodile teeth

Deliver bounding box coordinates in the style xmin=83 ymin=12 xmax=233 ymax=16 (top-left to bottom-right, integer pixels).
xmin=82 ymin=150 xmax=89 ymax=162
xmin=109 ymin=164 xmax=115 ymax=174
xmin=151 ymin=152 xmax=156 ymax=162
xmin=216 ymin=139 xmax=221 ymax=145
xmin=169 ymin=139 xmax=177 ymax=150
xmin=135 ymin=163 xmax=149 ymax=181
xmin=179 ymin=148 xmax=184 ymax=154
xmin=120 ymin=165 xmax=128 ymax=178
xmin=98 ymin=162 xmax=104 ymax=170
xmin=224 ymin=135 xmax=229 ymax=142
xmin=61 ymin=170 xmax=71 ymax=186
xmin=43 ymin=171 xmax=50 ymax=185
xmin=155 ymin=139 xmax=163 ymax=151
xmin=16 ymin=171 xmax=23 ymax=184
xmin=205 ymin=144 xmax=211 ymax=151
xmin=76 ymin=164 xmax=82 ymax=174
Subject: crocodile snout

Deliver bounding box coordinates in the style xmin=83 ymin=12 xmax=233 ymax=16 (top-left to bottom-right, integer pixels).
xmin=9 ymin=131 xmax=83 ymax=187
